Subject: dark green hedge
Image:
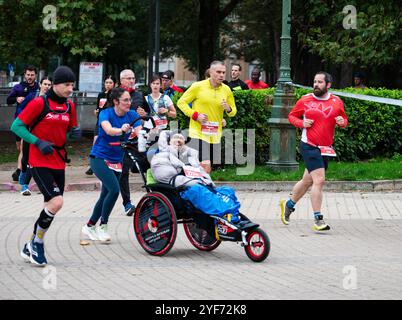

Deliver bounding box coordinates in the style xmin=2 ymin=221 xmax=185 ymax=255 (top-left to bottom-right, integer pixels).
xmin=172 ymin=87 xmax=401 ymax=163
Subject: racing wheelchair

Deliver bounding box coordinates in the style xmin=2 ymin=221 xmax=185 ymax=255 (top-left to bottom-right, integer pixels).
xmin=122 ymin=116 xmax=270 ymax=262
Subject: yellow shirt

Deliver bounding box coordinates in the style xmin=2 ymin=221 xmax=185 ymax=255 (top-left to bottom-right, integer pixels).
xmin=177 ymin=79 xmax=237 ymax=144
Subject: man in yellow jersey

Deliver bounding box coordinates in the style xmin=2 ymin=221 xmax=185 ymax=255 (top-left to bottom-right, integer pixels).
xmin=177 ymin=61 xmax=237 ymax=173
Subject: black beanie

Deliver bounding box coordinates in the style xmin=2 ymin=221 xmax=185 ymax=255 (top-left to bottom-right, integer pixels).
xmin=53 ymin=66 xmax=76 ymax=84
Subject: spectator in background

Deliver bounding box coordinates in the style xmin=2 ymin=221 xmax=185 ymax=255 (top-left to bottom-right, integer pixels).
xmin=353 ymin=72 xmax=367 ymax=89
xmin=204 ymin=68 xmax=210 ymax=79
xmin=19 ymin=76 xmax=53 ymax=195
xmin=7 ymin=65 xmax=40 ymax=182
xmin=226 ymin=63 xmax=249 ymax=91
xmin=245 ymin=67 xmax=269 ymax=90
xmin=144 ymin=74 xmax=177 ymax=130
xmin=161 ymin=70 xmax=184 ymax=99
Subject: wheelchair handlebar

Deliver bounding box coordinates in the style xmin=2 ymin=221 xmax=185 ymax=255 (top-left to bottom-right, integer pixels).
xmin=129 ymin=115 xmax=156 ymax=128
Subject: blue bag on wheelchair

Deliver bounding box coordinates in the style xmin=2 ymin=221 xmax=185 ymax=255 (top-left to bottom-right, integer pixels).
xmin=180 ymin=184 xmax=241 ymax=220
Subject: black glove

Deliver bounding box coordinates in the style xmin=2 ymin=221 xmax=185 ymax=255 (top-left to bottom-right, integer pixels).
xmin=69 ymin=127 xmax=82 ymax=140
xmin=34 ymin=139 xmax=54 ymax=155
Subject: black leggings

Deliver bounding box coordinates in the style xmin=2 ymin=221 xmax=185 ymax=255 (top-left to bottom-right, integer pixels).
xmin=21 ymin=140 xmax=32 ymax=184
xmin=119 ymin=149 xmax=149 ymax=207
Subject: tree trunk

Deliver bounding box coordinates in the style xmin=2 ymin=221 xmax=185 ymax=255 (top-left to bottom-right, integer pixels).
xmin=272 ymin=28 xmax=281 ymax=83
xmin=197 ymin=1 xmax=220 ymax=79
xmin=339 ymin=62 xmax=353 ymax=88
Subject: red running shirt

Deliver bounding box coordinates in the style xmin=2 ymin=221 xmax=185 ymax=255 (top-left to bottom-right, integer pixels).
xmin=288 ymin=93 xmax=348 ymax=147
xmin=244 ymin=80 xmax=269 ymax=89
xmin=18 ymin=96 xmax=77 ymax=169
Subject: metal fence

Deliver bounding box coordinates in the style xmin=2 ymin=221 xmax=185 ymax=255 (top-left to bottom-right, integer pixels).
xmin=0 ymin=90 xmax=98 ymax=132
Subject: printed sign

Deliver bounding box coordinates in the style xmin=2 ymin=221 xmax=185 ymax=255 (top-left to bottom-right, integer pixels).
xmin=79 ymin=62 xmax=103 ymax=96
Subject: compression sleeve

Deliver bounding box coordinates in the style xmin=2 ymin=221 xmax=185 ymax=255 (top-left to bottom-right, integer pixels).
xmin=10 ymin=118 xmax=38 ymax=144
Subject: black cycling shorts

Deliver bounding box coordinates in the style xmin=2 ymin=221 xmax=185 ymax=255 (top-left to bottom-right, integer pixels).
xmin=31 ymin=167 xmax=65 ymax=202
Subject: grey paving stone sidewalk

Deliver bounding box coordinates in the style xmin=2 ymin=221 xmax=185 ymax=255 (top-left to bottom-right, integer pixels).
xmin=0 ymin=191 xmax=401 ymax=300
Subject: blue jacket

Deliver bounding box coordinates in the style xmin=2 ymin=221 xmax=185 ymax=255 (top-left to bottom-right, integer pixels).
xmin=7 ymin=81 xmax=40 ymax=117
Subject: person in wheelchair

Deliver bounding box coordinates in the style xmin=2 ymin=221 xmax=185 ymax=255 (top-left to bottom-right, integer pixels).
xmin=150 ymin=130 xmax=242 ymax=224
xmin=151 ymin=131 xmax=214 ymax=188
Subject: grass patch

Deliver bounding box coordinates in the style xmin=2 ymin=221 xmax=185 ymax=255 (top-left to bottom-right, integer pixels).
xmin=211 ymin=155 xmax=402 ymax=181
xmin=0 ymin=144 xmax=18 ymax=164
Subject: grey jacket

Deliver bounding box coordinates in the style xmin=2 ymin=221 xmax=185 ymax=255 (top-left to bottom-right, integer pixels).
xmin=151 ymin=131 xmax=214 ymax=187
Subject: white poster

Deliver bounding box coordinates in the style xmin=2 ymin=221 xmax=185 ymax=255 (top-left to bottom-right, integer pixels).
xmin=79 ymin=62 xmax=103 ymax=96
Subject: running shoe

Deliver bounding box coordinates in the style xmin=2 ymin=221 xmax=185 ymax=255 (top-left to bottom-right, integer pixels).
xmin=97 ymin=224 xmax=111 ymax=242
xmin=85 ymin=167 xmax=93 ymax=176
xmin=21 ymin=185 xmax=32 ymax=196
xmin=20 ymin=242 xmax=31 ymax=262
xmin=81 ymin=224 xmax=99 ymax=241
xmin=312 ymin=216 xmax=331 ymax=231
xmin=280 ymin=199 xmax=295 ymax=225
xmin=28 ymin=240 xmax=47 ymax=266
xmin=124 ymin=202 xmax=135 ymax=216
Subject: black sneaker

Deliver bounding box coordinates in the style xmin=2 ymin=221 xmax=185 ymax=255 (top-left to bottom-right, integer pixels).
xmin=12 ymin=169 xmax=20 ymax=182
xmin=20 ymin=242 xmax=30 ymax=262
xmin=85 ymin=168 xmax=93 ymax=175
xmin=124 ymin=203 xmax=136 ymax=216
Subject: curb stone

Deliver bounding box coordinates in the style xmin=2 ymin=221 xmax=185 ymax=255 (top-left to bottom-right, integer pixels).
xmin=3 ymin=180 xmax=401 ymax=193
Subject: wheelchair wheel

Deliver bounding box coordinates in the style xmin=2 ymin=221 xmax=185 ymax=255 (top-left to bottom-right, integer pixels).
xmin=134 ymin=192 xmax=177 ymax=256
xmin=244 ymin=228 xmax=270 ymax=262
xmin=183 ymin=222 xmax=221 ymax=251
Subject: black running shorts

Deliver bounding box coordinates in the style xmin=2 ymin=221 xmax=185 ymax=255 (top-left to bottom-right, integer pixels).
xmin=31 ymin=167 xmax=65 ymax=202
xmin=300 ymin=141 xmax=329 ymax=173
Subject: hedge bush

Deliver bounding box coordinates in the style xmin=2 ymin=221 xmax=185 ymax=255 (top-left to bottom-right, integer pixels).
xmin=172 ymin=87 xmax=401 ymax=164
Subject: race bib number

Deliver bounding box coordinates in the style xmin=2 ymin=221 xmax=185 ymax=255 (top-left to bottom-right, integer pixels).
xmin=201 ymin=121 xmax=219 ymax=135
xmin=104 ymin=160 xmax=122 ymax=172
xmin=183 ymin=165 xmax=203 ymax=178
xmin=99 ymin=98 xmax=107 ymax=108
xmin=318 ymin=146 xmax=337 ymax=157
xmin=153 ymin=115 xmax=168 ymax=129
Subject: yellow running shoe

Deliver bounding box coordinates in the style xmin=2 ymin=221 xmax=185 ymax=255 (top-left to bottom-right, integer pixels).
xmin=280 ymin=199 xmax=294 ymax=225
xmin=312 ymin=216 xmax=331 ymax=231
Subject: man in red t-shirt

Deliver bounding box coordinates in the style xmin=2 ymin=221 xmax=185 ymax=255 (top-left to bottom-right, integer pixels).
xmin=280 ymin=71 xmax=348 ymax=232
xmin=11 ymin=66 xmax=80 ymax=266
xmin=245 ymin=67 xmax=269 ymax=90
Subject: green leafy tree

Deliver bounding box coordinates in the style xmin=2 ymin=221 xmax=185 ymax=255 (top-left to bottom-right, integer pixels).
xmin=0 ymin=0 xmax=149 ymax=75
xmin=160 ymin=0 xmax=242 ymax=78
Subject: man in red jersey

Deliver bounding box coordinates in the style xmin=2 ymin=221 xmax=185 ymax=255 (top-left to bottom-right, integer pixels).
xmin=245 ymin=67 xmax=269 ymax=90
xmin=280 ymin=71 xmax=348 ymax=231
xmin=11 ymin=66 xmax=80 ymax=266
